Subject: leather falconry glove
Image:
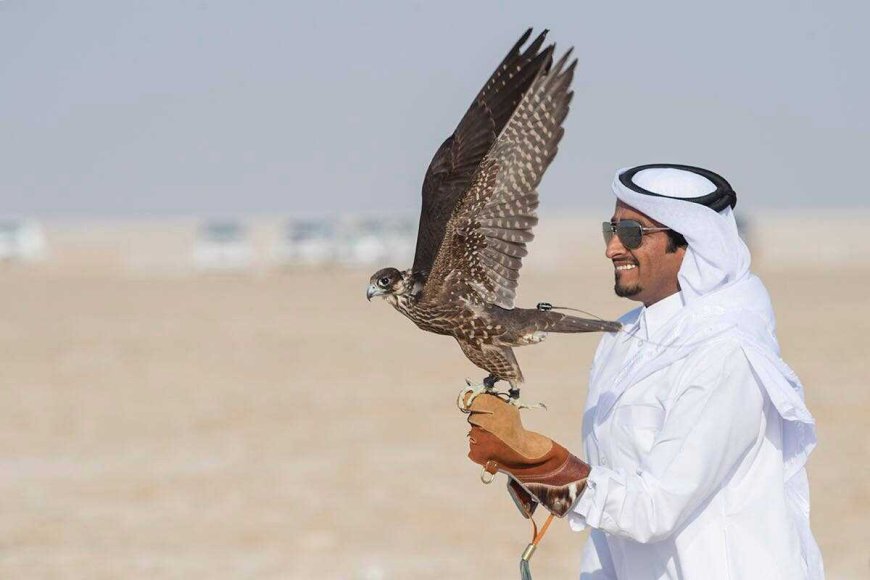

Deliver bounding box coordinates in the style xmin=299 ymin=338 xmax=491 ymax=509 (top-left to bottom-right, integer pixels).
xmin=464 ymin=393 xmax=590 ymax=518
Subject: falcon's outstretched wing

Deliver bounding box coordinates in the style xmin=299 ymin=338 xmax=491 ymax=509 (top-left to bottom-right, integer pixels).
xmin=423 ymin=50 xmax=576 ymax=309
xmin=411 ymin=29 xmax=554 ymax=285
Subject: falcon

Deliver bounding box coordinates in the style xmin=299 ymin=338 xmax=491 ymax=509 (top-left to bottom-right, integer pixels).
xmin=366 ymin=29 xmax=621 ymax=408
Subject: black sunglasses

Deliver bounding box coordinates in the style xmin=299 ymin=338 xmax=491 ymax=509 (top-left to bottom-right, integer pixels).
xmin=602 ymin=220 xmax=671 ymax=250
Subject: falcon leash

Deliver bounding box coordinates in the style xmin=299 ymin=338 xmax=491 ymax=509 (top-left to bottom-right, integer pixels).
xmin=480 ymin=470 xmax=556 ymax=580
xmin=520 ymin=512 xmax=556 ymax=580
xmin=536 ymin=302 xmax=726 ymax=350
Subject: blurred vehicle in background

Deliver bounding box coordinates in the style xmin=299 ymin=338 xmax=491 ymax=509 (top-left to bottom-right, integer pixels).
xmin=338 ymin=217 xmax=389 ymax=266
xmin=276 ymin=218 xmax=336 ymax=266
xmin=381 ymin=214 xmax=416 ymax=265
xmin=0 ymin=219 xmax=47 ymax=262
xmin=192 ymin=220 xmax=253 ymax=271
xmin=337 ymin=214 xmax=416 ymax=267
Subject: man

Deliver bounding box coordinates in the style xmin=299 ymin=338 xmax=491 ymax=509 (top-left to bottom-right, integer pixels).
xmin=465 ymin=164 xmax=823 ymax=579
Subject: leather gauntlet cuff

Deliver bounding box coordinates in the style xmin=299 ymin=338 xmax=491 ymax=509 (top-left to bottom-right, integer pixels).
xmin=465 ymin=393 xmax=591 ymax=518
xmin=506 ymin=479 xmax=538 ymax=519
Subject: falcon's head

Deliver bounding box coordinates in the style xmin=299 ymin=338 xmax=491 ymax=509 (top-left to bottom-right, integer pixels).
xmin=366 ymin=267 xmax=410 ymax=302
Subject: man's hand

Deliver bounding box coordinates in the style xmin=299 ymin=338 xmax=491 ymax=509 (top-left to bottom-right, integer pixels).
xmin=464 ymin=393 xmax=591 ymax=518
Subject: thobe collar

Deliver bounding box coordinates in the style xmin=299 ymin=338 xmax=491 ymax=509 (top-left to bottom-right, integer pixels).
xmin=591 ymin=291 xmax=686 ymax=424
xmin=637 ymin=291 xmax=685 ymax=340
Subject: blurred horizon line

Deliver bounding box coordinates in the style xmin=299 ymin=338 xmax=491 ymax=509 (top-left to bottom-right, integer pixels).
xmin=8 ymin=205 xmax=870 ymax=224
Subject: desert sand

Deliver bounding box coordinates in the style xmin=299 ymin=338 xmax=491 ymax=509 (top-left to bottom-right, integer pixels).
xmin=0 ymin=220 xmax=867 ymax=579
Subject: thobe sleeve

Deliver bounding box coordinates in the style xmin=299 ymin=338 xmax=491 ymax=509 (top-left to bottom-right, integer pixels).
xmin=579 ymin=529 xmax=618 ymax=579
xmin=571 ymin=342 xmax=764 ymax=543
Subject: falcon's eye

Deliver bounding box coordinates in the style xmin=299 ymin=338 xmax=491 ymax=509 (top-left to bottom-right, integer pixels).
xmin=378 ymin=277 xmax=391 ymax=287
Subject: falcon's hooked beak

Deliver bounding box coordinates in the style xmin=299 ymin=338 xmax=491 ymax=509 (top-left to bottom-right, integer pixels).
xmin=366 ymin=284 xmax=383 ymax=301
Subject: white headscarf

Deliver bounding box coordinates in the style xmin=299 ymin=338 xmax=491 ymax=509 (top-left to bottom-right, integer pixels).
xmin=593 ymin=165 xmax=823 ymax=578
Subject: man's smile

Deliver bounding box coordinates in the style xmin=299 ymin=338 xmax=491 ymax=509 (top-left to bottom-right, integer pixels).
xmin=615 ymin=264 xmax=637 ymax=271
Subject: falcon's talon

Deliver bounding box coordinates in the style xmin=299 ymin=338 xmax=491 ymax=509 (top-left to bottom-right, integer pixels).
xmin=457 ymin=382 xmax=497 ymax=412
xmin=508 ymin=397 xmax=548 ymax=411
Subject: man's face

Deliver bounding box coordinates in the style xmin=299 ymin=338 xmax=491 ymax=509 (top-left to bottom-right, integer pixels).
xmin=606 ymin=200 xmax=685 ymax=307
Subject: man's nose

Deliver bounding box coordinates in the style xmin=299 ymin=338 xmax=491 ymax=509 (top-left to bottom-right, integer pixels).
xmin=605 ymin=232 xmax=626 ymax=259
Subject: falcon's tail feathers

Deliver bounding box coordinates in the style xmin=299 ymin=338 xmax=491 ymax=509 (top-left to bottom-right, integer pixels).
xmin=541 ymin=312 xmax=621 ymax=334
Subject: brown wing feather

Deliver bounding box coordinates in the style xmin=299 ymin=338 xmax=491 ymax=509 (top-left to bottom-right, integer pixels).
xmin=411 ymin=29 xmax=553 ymax=283
xmin=423 ymin=49 xmax=577 ymax=309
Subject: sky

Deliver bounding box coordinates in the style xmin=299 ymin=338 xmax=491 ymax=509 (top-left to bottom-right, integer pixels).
xmin=1 ymin=0 xmax=868 ymax=217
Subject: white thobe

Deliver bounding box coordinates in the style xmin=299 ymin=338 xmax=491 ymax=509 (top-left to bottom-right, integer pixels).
xmin=569 ymin=292 xmax=815 ymax=579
